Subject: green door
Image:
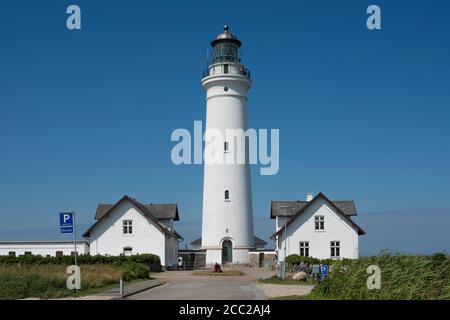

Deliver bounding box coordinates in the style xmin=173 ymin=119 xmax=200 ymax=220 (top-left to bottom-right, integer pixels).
xmin=222 ymin=240 xmax=232 ymax=263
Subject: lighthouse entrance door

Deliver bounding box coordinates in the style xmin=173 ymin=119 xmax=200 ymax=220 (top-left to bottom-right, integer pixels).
xmin=222 ymin=240 xmax=232 ymax=264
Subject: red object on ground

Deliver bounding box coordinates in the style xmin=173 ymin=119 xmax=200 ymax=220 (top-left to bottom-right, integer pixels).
xmin=213 ymin=263 xmax=222 ymax=273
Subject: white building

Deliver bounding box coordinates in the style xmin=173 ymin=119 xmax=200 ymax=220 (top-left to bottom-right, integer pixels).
xmin=83 ymin=195 xmax=183 ymax=267
xmin=0 ymin=240 xmax=89 ymax=257
xmin=271 ymin=193 xmax=365 ymax=260
xmin=200 ymin=25 xmax=255 ymax=265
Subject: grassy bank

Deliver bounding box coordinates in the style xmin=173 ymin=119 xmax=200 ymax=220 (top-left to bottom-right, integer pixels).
xmin=192 ymin=270 xmax=245 ymax=276
xmin=259 ymin=276 xmax=315 ymax=285
xmin=309 ymin=253 xmax=450 ymax=300
xmin=0 ymin=263 xmax=151 ymax=299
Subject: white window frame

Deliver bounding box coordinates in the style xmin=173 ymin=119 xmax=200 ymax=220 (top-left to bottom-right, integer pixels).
xmin=299 ymin=241 xmax=309 ymax=257
xmin=330 ymin=241 xmax=340 ymax=258
xmin=315 ymin=215 xmax=325 ymax=231
xmin=123 ymin=220 xmax=133 ymax=235
xmin=123 ymin=247 xmax=133 ymax=256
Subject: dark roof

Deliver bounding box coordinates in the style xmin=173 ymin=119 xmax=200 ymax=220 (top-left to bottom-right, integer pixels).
xmin=83 ymin=195 xmax=183 ymax=240
xmin=190 ymin=236 xmax=267 ymax=246
xmin=271 ymin=192 xmax=365 ymax=238
xmin=95 ymin=204 xmax=179 ymax=221
xmin=254 ymin=236 xmax=268 ymax=245
xmin=271 ymin=199 xmax=357 ymax=219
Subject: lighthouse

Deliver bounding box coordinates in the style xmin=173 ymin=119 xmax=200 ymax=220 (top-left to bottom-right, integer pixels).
xmin=201 ymin=25 xmax=254 ymax=265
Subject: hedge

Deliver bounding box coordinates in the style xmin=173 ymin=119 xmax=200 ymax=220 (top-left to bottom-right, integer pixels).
xmin=286 ymin=254 xmax=338 ymax=266
xmin=0 ymin=254 xmax=161 ymax=271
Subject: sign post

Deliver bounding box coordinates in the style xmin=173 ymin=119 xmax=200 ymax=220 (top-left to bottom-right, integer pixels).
xmin=59 ymin=212 xmax=77 ymax=267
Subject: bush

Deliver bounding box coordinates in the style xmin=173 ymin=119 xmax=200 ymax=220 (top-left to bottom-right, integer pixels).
xmin=285 ymin=254 xmax=337 ymax=268
xmin=0 ymin=253 xmax=161 ymax=271
xmin=119 ymin=262 xmax=150 ymax=281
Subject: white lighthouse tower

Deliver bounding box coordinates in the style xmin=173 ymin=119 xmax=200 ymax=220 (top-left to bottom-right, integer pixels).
xmin=201 ymin=25 xmax=254 ymax=265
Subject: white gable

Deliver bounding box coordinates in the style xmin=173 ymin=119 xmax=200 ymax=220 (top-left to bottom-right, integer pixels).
xmin=88 ymin=200 xmax=177 ymax=266
xmin=278 ymin=197 xmax=359 ymax=260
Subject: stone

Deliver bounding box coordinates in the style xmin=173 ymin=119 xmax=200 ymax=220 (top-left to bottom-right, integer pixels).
xmin=292 ymin=271 xmax=307 ymax=281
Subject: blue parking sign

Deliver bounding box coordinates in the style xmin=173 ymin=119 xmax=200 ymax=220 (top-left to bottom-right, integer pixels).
xmin=59 ymin=212 xmax=74 ymax=227
xmin=320 ymin=265 xmax=329 ymax=276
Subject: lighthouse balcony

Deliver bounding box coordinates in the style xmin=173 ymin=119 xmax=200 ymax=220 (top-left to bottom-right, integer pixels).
xmin=202 ymin=63 xmax=251 ymax=79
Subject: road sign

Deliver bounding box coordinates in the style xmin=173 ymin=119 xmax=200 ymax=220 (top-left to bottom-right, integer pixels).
xmin=312 ymin=264 xmax=320 ymax=274
xmin=59 ymin=212 xmax=74 ymax=227
xmin=58 ymin=211 xmax=78 ymax=268
xmin=60 ymin=226 xmax=74 ymax=234
xmin=320 ymin=264 xmax=329 ymax=276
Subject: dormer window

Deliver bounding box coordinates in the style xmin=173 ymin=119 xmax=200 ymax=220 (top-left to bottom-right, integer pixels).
xmin=224 ymin=190 xmax=230 ymax=201
xmin=123 ymin=220 xmax=133 ymax=234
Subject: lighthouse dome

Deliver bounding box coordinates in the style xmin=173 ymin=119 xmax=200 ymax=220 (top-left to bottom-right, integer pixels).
xmin=211 ymin=25 xmax=242 ymax=47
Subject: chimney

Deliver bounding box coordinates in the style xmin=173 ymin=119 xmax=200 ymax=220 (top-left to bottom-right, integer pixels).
xmin=306 ymin=193 xmax=313 ymax=202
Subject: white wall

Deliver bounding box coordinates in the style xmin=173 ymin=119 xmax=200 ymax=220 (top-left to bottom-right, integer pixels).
xmin=201 ymin=67 xmax=254 ymax=265
xmin=277 ymin=198 xmax=359 ymax=260
xmin=0 ymin=242 xmax=89 ymax=257
xmin=89 ymin=201 xmax=173 ymax=266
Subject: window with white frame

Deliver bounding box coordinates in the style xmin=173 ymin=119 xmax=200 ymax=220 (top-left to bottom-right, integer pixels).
xmin=299 ymin=242 xmax=309 ymax=257
xmin=123 ymin=220 xmax=133 ymax=234
xmin=330 ymin=241 xmax=340 ymax=258
xmin=315 ymin=215 xmax=325 ymax=230
xmin=123 ymin=247 xmax=132 ymax=256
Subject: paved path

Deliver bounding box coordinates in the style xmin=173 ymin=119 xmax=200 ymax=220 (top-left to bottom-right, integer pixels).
xmin=128 ymin=266 xmax=273 ymax=300
xmin=59 ymin=279 xmax=165 ymax=300
xmin=257 ymin=283 xmax=315 ymax=298
xmin=127 ymin=266 xmax=315 ymax=300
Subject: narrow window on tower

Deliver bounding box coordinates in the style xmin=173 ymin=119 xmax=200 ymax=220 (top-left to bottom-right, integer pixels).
xmin=224 ymin=141 xmax=229 ymax=153
xmin=224 ymin=190 xmax=230 ymax=201
xmin=223 ymin=64 xmax=229 ymax=74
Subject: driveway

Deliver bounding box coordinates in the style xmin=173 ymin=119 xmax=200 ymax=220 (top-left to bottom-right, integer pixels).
xmin=128 ymin=266 xmax=274 ymax=300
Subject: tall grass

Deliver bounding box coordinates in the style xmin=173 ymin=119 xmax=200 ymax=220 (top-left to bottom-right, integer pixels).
xmin=311 ymin=253 xmax=450 ymax=300
xmin=0 ymin=263 xmax=150 ymax=300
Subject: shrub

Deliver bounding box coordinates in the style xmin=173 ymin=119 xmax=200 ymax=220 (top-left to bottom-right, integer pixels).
xmin=285 ymin=254 xmax=337 ymax=267
xmin=0 ymin=253 xmax=161 ymax=271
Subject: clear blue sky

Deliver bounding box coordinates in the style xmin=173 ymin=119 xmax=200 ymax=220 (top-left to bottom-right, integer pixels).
xmin=0 ymin=0 xmax=449 ymax=255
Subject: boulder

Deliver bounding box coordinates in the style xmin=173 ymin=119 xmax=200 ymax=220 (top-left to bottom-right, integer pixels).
xmin=292 ymin=271 xmax=307 ymax=281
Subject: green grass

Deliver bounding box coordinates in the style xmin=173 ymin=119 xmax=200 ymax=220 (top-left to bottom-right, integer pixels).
xmin=0 ymin=263 xmax=151 ymax=300
xmin=192 ymin=270 xmax=245 ymax=276
xmin=259 ymin=275 xmax=315 ymax=285
xmin=310 ymin=253 xmax=450 ymax=300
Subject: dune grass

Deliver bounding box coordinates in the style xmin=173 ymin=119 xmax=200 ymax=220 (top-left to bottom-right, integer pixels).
xmin=310 ymin=253 xmax=450 ymax=300
xmin=0 ymin=263 xmax=150 ymax=300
